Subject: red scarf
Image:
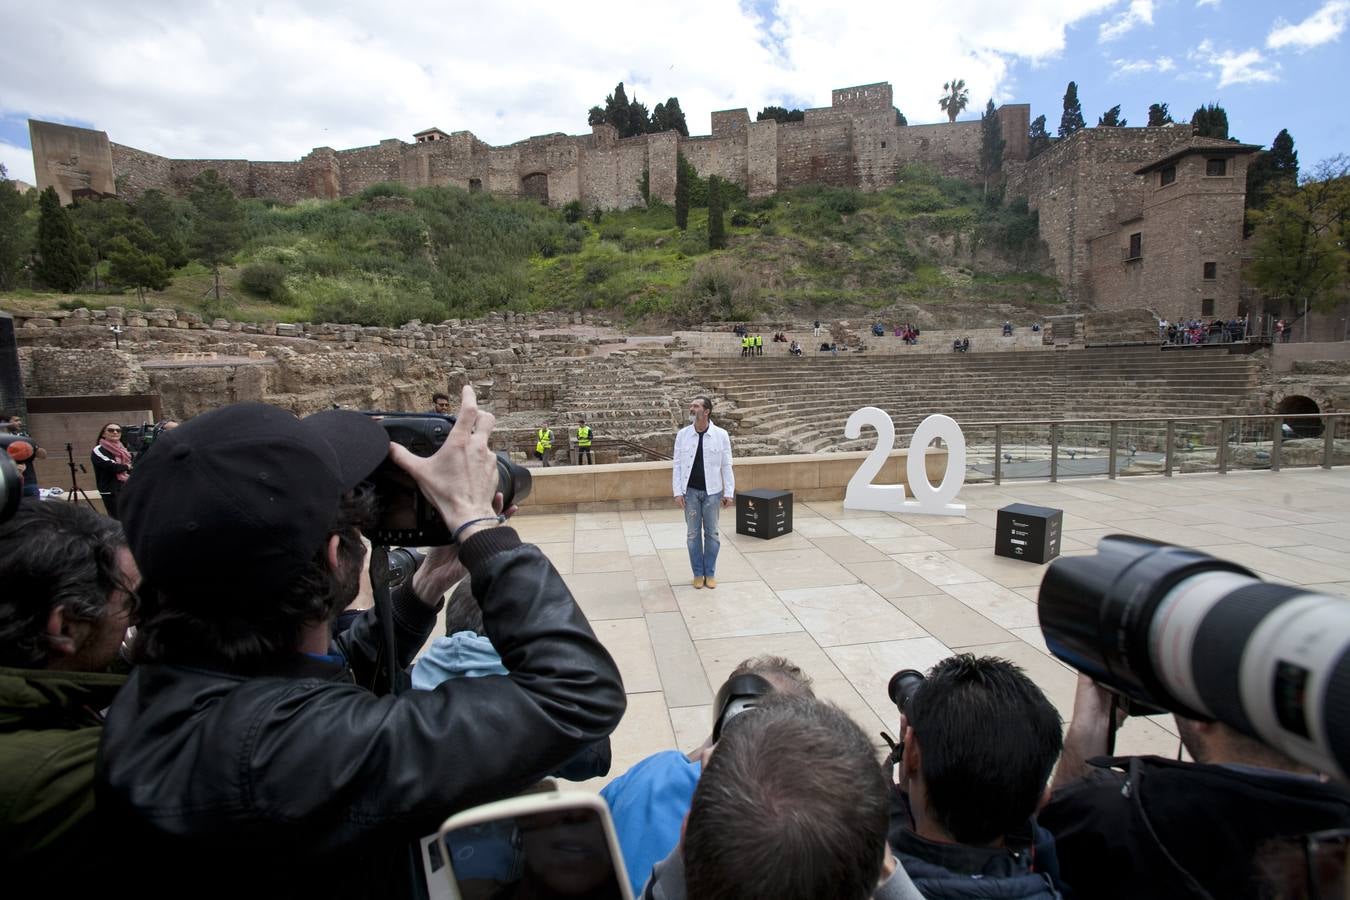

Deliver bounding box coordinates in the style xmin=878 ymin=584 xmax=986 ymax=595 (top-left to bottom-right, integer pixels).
xmin=99 ymin=438 xmax=132 ymax=482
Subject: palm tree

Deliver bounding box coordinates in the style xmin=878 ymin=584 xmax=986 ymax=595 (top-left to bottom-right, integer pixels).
xmin=939 ymin=78 xmax=969 ymax=123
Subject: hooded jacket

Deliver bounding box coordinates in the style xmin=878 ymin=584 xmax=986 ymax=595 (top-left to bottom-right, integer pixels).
xmin=1 ymin=666 xmax=125 ymax=881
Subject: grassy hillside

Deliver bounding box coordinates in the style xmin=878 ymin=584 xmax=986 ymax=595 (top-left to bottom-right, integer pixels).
xmin=4 ymin=165 xmax=1062 ymax=328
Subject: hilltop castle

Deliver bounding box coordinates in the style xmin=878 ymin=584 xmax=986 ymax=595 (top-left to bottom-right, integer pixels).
xmin=28 ymin=81 xmax=1258 ymax=320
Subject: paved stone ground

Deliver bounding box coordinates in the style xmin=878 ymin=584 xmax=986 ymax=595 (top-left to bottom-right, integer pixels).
xmin=440 ymin=468 xmax=1350 ymax=788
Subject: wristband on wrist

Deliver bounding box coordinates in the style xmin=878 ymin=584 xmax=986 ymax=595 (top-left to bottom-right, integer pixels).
xmin=451 ymin=515 xmax=506 ymax=543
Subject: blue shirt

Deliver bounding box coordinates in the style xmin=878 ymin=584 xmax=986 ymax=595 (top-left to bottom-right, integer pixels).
xmin=601 ymin=750 xmax=702 ymax=896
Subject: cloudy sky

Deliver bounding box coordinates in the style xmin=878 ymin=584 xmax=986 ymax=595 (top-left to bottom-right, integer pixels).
xmin=1 ymin=0 xmax=1346 ymax=186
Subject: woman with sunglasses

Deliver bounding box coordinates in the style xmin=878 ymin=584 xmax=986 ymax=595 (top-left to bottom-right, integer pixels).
xmin=91 ymin=422 xmax=133 ymax=519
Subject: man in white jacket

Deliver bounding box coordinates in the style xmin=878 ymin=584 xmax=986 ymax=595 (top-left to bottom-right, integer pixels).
xmin=672 ymin=396 xmax=735 ymax=589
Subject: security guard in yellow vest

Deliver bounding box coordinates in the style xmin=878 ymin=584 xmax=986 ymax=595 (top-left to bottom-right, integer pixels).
xmin=576 ymin=417 xmax=593 ymax=465
xmin=740 ymin=335 xmax=749 ymax=358
xmin=754 ymin=333 xmax=763 ymax=356
xmin=535 ymin=423 xmax=553 ymax=467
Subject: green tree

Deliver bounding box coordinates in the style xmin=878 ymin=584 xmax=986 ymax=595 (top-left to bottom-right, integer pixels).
xmin=895 ymin=109 xmax=908 ymax=126
xmin=0 ymin=165 xmax=36 ymax=290
xmin=604 ymin=83 xmax=630 ymax=133
xmin=1028 ymin=115 xmax=1051 ymax=158
xmin=69 ymin=197 xmax=132 ymax=289
xmin=707 ymin=175 xmax=726 ymax=250
xmin=587 ymin=106 xmax=606 ymax=127
xmin=1097 ymin=105 xmax=1127 ymax=127
xmin=979 ymin=99 xmax=1006 ymax=199
xmin=756 ymin=106 xmax=804 ymax=123
xmin=1191 ymin=103 xmax=1230 ymax=140
xmin=652 ymin=97 xmax=689 ymax=135
xmin=1147 ymin=102 xmax=1173 ymax=126
xmin=106 ymin=235 xmax=171 ymax=307
xmin=35 ymin=186 xmax=85 ymax=291
xmin=133 ymin=188 xmax=190 ymax=267
xmin=626 ymin=95 xmax=652 ymax=137
xmin=939 ymin=78 xmax=969 ymax=123
xmin=188 ymin=169 xmax=245 ymax=302
xmin=1059 ymin=81 xmax=1085 ymax=137
xmin=1246 ymin=156 xmax=1350 ymax=330
xmin=674 ymin=152 xmax=691 ymax=230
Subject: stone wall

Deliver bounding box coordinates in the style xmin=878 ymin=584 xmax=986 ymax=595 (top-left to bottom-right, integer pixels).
xmin=37 ymin=81 xmax=1037 ymax=212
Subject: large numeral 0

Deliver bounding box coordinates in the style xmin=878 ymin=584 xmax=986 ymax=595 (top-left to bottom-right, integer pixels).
xmin=843 ymin=407 xmax=967 ymax=516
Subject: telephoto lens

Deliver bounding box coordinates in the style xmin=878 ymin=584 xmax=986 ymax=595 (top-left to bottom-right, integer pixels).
xmin=1039 ymin=535 xmax=1350 ymax=779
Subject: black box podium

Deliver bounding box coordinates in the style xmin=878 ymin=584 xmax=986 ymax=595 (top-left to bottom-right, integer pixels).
xmin=995 ymin=503 xmax=1063 ymax=563
xmin=736 ymin=489 xmax=793 ymax=540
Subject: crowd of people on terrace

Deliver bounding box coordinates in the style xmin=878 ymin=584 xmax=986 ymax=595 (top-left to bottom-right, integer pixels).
xmin=1159 ymin=315 xmax=1252 ymax=345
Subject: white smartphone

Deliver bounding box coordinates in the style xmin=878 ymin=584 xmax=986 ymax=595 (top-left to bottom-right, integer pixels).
xmin=430 ymin=787 xmax=634 ymax=900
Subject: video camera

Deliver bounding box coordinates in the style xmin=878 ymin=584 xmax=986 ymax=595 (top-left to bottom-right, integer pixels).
xmin=121 ymin=421 xmax=171 ymax=459
xmin=363 ymin=413 xmax=532 ymax=546
xmin=0 ymin=451 xmax=21 ymax=524
xmin=1039 ymin=535 xmax=1350 ymax=779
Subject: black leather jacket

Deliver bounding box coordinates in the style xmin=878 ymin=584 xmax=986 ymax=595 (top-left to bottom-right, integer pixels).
xmin=96 ymin=529 xmax=626 ymax=899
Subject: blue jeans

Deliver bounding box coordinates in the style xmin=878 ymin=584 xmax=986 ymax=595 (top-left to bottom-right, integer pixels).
xmin=684 ymin=488 xmax=722 ymax=578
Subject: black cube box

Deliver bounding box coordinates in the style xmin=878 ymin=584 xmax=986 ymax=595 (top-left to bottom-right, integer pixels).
xmin=995 ymin=503 xmax=1063 ymax=564
xmin=736 ymin=489 xmax=793 ymax=540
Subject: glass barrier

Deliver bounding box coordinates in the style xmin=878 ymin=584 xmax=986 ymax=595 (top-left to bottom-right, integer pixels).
xmin=997 ymin=423 xmax=1053 ymax=482
xmin=1055 ymin=422 xmax=1113 ymax=479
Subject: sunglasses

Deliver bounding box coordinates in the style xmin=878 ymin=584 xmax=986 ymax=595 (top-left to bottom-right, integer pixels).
xmin=105 ymin=428 xmax=122 ymax=434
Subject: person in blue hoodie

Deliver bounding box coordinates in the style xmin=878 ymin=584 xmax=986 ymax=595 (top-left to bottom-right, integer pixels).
xmin=411 ymin=579 xmax=611 ymax=782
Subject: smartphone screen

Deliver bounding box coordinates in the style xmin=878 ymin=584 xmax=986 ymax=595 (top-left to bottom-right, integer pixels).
xmin=441 ymin=805 xmax=628 ymax=900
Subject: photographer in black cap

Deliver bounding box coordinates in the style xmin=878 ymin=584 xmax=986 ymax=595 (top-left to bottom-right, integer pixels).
xmin=96 ymin=386 xmax=626 ymax=899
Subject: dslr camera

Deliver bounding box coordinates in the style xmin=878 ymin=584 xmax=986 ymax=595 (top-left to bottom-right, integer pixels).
xmin=363 ymin=413 xmax=532 ymax=546
xmin=1039 ymin=535 xmax=1350 ymax=779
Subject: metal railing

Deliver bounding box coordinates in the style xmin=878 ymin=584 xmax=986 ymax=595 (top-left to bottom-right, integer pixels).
xmin=957 ymin=413 xmax=1347 ymax=485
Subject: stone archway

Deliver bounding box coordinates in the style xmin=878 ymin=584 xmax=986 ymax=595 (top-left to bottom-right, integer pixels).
xmin=1276 ymin=394 xmax=1323 ymax=438
xmin=521 ymin=172 xmax=549 ymax=205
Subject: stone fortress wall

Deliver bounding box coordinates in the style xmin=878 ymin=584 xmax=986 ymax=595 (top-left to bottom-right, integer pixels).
xmin=28 ymin=80 xmax=1254 ymax=319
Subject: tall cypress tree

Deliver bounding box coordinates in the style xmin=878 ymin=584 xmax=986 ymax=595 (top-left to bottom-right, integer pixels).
xmin=605 ymin=83 xmax=629 ymax=133
xmin=35 ymin=186 xmax=85 ymax=291
xmin=1058 ymin=81 xmax=1085 ymax=138
xmin=979 ymin=100 xmax=1005 ymax=199
xmin=707 ymin=176 xmax=726 ymax=249
xmin=1147 ymin=102 xmax=1173 ymax=126
xmin=188 ymin=170 xmax=244 ymax=302
xmin=674 ymin=152 xmax=690 ymax=231
xmin=1191 ymin=103 xmax=1230 ymax=139
xmin=1027 ymin=115 xmax=1051 ymax=159
xmin=1096 ymin=105 xmax=1127 ymax=127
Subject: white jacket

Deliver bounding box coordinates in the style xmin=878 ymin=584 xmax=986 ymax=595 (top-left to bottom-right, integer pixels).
xmin=672 ymin=421 xmax=735 ymax=497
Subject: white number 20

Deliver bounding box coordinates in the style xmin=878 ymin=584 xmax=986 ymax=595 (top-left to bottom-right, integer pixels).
xmin=843 ymin=407 xmax=967 ymax=516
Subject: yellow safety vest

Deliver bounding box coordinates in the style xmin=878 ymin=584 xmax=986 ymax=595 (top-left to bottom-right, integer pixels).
xmin=577 ymin=425 xmax=592 ymax=447
xmin=536 ymin=428 xmax=552 ymax=452
xmin=755 ymin=335 xmax=762 ymax=347
xmin=741 ymin=336 xmax=749 ymax=350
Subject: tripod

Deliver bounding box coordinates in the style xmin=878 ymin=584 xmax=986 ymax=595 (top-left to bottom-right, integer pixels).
xmin=65 ymin=443 xmax=96 ymax=510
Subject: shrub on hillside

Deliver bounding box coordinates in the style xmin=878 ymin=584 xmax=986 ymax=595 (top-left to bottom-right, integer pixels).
xmin=239 ymin=261 xmax=292 ymax=303
xmin=677 ymin=256 xmax=760 ymax=323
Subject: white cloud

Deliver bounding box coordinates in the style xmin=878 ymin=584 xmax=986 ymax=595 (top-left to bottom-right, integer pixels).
xmin=1112 ymin=55 xmax=1175 ymax=76
xmin=1196 ymin=0 xmax=1220 ymax=8
xmin=1189 ymin=40 xmax=1280 ymax=87
xmin=0 ymin=141 xmax=36 ymax=185
xmin=1267 ymin=1 xmax=1350 ymax=51
xmin=0 ymin=0 xmax=1123 ymax=171
xmin=1099 ymin=0 xmax=1155 ymax=42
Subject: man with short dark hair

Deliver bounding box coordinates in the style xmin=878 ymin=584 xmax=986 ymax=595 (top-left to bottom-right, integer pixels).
xmin=644 ymin=695 xmax=919 ymax=900
xmin=604 ymin=656 xmax=815 ymax=895
xmin=3 ymin=412 xmax=47 ymax=497
xmin=0 ymin=501 xmax=139 ymax=877
xmin=431 ymin=392 xmax=452 ymax=415
xmin=576 ymin=416 xmax=594 ymax=465
xmin=96 ymin=387 xmax=626 ymax=899
xmin=891 ymin=654 xmax=1064 ymax=898
xmin=1040 ymin=674 xmax=1350 ymax=900
xmin=672 ymin=396 xmax=734 ymax=590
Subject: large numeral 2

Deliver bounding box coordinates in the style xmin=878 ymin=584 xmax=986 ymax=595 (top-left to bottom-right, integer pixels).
xmin=844 ymin=407 xmax=967 ymax=516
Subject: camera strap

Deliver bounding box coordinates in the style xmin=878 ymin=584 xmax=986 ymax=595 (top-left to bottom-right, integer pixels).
xmin=1122 ymin=756 xmax=1215 ymax=900
xmin=368 ymin=545 xmax=407 ymax=697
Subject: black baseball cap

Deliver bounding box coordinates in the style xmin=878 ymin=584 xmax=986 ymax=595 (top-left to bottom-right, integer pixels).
xmin=120 ymin=403 xmax=390 ymax=603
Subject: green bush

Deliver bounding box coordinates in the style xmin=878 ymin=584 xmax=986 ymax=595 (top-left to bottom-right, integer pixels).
xmin=562 ymin=200 xmax=584 ymax=223
xmin=238 ymin=261 xmax=291 ymax=303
